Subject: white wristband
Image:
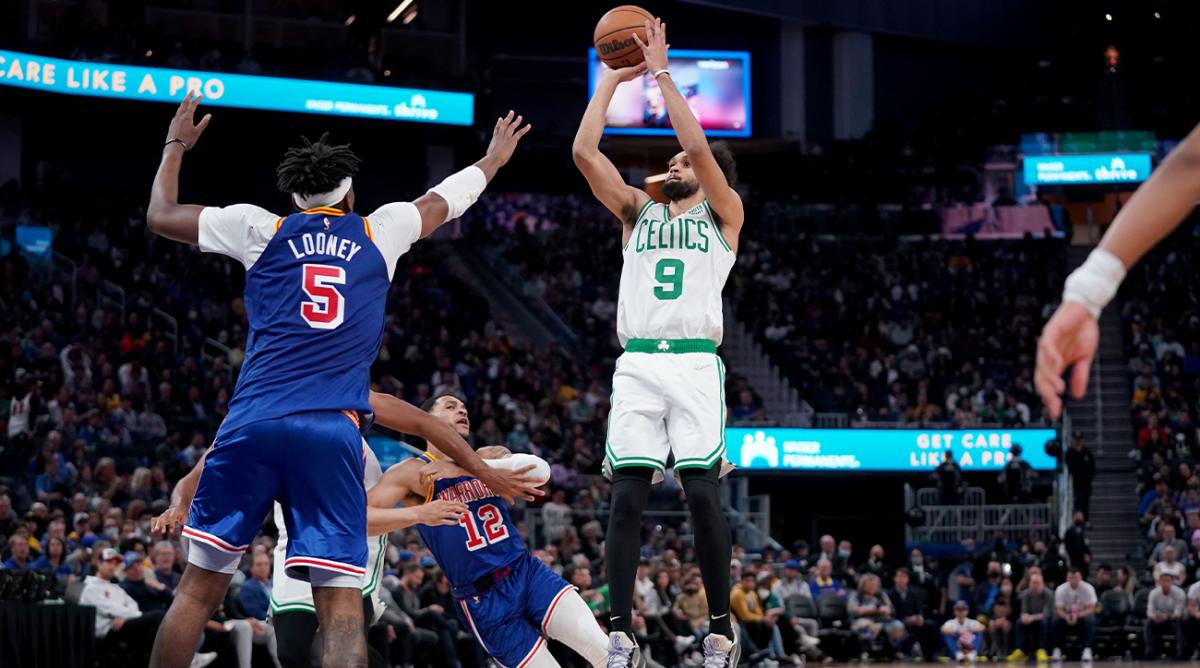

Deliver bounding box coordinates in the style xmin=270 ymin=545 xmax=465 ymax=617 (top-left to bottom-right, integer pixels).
xmin=1061 ymin=248 xmax=1126 ymax=319
xmin=652 ymin=69 xmax=670 ymax=79
xmin=426 ymin=165 xmax=487 ymax=223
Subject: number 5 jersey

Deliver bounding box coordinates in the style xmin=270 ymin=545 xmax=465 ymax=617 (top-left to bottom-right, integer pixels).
xmin=196 ymin=202 xmax=421 ymax=439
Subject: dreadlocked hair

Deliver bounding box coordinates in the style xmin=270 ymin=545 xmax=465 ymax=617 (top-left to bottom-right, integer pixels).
xmin=275 ymin=132 xmax=362 ymax=197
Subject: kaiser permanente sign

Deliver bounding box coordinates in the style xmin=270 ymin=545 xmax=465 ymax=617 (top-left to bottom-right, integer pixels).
xmin=1023 ymin=153 xmax=1151 ymax=186
xmin=725 ymin=428 xmax=1057 ymax=473
xmin=0 ymin=49 xmax=473 ymax=125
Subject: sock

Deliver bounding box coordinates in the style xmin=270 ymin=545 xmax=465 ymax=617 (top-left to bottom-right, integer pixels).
xmin=604 ymin=467 xmax=653 ymax=636
xmin=681 ymin=464 xmax=734 ymax=640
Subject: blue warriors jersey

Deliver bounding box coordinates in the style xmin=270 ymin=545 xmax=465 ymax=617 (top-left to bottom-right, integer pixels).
xmin=415 ymin=452 xmax=525 ymax=591
xmin=218 ymin=207 xmax=388 ymax=438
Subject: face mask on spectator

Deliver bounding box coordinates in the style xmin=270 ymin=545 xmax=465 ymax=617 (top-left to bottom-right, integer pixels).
xmin=837 ymin=550 xmax=850 ymax=558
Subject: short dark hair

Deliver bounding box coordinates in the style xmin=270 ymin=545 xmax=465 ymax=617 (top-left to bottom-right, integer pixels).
xmin=709 ymin=141 xmax=738 ymax=186
xmin=276 ymin=132 xmax=361 ymax=198
xmin=421 ymin=394 xmax=467 ymax=413
xmin=894 ymin=567 xmax=910 ymax=577
xmin=1067 ymin=566 xmax=1082 ymax=575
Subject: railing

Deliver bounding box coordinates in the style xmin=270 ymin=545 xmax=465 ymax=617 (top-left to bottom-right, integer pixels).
xmin=913 ymin=486 xmax=986 ymax=508
xmin=52 ymin=251 xmax=77 ymax=309
xmin=150 ymin=308 xmax=179 ymax=359
xmin=1057 ymin=412 xmax=1073 ymax=536
xmin=910 ymin=504 xmax=1053 ymax=544
xmin=202 ymin=338 xmax=233 ymax=384
xmin=97 ymin=280 xmax=126 ymax=324
xmin=815 ymin=412 xmax=848 ymax=428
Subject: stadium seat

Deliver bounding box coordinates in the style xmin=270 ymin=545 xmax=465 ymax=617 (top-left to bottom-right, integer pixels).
xmin=815 ymin=594 xmax=856 ymax=660
xmin=1094 ymin=589 xmax=1132 ymax=658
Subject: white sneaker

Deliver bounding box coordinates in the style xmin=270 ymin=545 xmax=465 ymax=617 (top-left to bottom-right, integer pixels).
xmin=801 ymin=635 xmax=821 ymax=649
xmin=607 ymin=632 xmax=643 ymax=668
xmin=955 ymin=651 xmax=966 ymax=663
xmin=702 ymin=633 xmax=741 ymax=668
xmin=967 ymin=651 xmax=977 ymax=665
xmin=676 ymin=635 xmax=698 ymax=653
xmin=1081 ymin=648 xmax=1093 ymax=663
xmin=1050 ymin=649 xmax=1062 ymax=663
xmin=189 ymin=652 xmax=218 ymax=668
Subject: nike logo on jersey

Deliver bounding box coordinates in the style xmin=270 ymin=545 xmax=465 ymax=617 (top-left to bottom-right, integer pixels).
xmin=287 ymin=231 xmax=363 ymax=263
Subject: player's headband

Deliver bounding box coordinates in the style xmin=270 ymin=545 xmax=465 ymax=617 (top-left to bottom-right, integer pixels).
xmin=292 ymin=176 xmax=352 ymax=210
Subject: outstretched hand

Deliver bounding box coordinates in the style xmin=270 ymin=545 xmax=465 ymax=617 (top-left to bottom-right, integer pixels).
xmin=150 ymin=504 xmax=188 ymax=537
xmin=604 ymin=62 xmax=648 ymax=83
xmin=165 ymin=91 xmax=212 ymax=150
xmin=633 ymin=18 xmax=670 ymax=73
xmin=484 ymin=110 xmax=533 ymax=168
xmin=1035 ymin=300 xmax=1099 ymax=419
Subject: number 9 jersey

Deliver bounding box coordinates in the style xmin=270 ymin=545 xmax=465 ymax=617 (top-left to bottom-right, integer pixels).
xmin=616 ymin=198 xmax=735 ymax=346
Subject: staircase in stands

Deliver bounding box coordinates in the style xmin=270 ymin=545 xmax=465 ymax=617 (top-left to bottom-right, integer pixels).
xmin=1062 ymin=245 xmax=1143 ymax=567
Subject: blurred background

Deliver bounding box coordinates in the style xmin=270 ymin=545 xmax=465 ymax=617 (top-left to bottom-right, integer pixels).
xmin=1 ymin=1 xmax=1199 ymax=666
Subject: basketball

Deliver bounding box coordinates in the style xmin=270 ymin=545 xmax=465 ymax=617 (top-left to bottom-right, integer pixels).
xmin=593 ymin=5 xmax=655 ymax=69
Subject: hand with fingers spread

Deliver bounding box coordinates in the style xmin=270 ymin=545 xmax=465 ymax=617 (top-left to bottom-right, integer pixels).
xmin=483 ymin=110 xmax=533 ymax=168
xmin=633 ymin=18 xmax=670 ymax=74
xmin=164 ymin=91 xmax=213 ymax=152
xmin=1035 ymin=300 xmax=1099 ymax=420
xmin=416 ymin=500 xmax=469 ymax=527
xmin=150 ymin=503 xmax=188 ymax=537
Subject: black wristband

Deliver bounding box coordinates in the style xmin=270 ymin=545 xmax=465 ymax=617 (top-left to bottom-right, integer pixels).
xmin=164 ymin=138 xmax=190 ymax=152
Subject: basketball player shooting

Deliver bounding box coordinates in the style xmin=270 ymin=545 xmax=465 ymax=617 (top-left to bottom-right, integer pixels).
xmin=1036 ymin=123 xmax=1200 ymax=418
xmin=143 ymin=93 xmax=538 ymax=668
xmin=572 ymin=17 xmax=745 ymax=668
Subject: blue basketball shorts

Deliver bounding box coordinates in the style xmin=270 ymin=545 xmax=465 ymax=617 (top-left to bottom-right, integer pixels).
xmin=455 ymin=552 xmax=576 ymax=668
xmin=183 ymin=410 xmax=368 ymax=584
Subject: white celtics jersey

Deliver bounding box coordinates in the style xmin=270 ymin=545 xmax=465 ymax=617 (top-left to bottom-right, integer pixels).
xmin=616 ymin=199 xmax=736 ymax=346
xmin=270 ymin=443 xmax=386 ymax=618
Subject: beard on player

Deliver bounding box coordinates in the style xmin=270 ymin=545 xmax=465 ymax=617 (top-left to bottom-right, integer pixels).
xmin=661 ymin=176 xmax=700 ymax=201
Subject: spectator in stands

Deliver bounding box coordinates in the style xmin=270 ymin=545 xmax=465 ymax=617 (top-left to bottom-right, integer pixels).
xmin=673 ymin=574 xmax=709 ymax=640
xmin=394 ymin=563 xmax=460 ymax=668
xmin=0 ymin=495 xmax=18 ymax=537
xmin=1144 ymin=572 xmax=1186 ymax=659
xmin=973 ymin=562 xmax=1003 ymax=617
xmin=1185 ymin=579 xmax=1200 ymax=661
xmin=906 ymin=549 xmax=941 ymax=616
xmin=119 ymin=551 xmax=172 ymax=613
xmin=947 ymin=540 xmax=977 ymax=612
xmin=1152 ymin=546 xmax=1186 ymax=586
xmin=1138 ymin=414 xmax=1171 ymax=457
xmin=1012 ymin=572 xmax=1054 ymax=662
xmin=2 ymin=533 xmax=32 ymax=569
xmin=1065 ymin=432 xmax=1096 ymax=519
xmin=237 ymin=552 xmax=271 ymax=622
xmin=834 ymin=540 xmax=856 ymax=582
xmin=986 ymin=578 xmax=1014 ymax=661
xmin=1051 ymin=567 xmax=1096 ymax=662
xmin=934 ymin=450 xmax=964 ymax=505
xmin=772 ymin=560 xmax=808 ymax=602
xmin=731 ymin=570 xmax=788 ymax=666
xmin=941 ymin=600 xmax=984 ymax=663
xmin=1089 ymin=564 xmax=1113 ymax=596
xmin=29 ymin=534 xmax=76 ymax=580
xmin=999 ymin=444 xmax=1035 ymax=503
xmin=78 ymin=548 xmax=180 ymax=663
xmin=152 ymin=541 xmax=181 ymax=593
xmin=1141 ymin=476 xmax=1172 ymax=518
xmin=1063 ymin=511 xmax=1091 ymax=576
xmin=1150 ymin=524 xmax=1189 ymax=566
xmin=542 ymin=488 xmax=572 ymax=543
xmin=859 ymin=545 xmax=890 ymax=588
xmin=890 ymin=568 xmax=934 ymax=660
xmin=809 ymin=558 xmax=846 ymax=599
xmin=848 ymin=573 xmax=906 ymax=661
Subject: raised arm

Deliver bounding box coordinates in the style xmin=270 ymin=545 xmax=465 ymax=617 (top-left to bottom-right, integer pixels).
xmin=1036 ymin=123 xmax=1200 ymax=418
xmin=147 ymin=93 xmax=213 ymax=245
xmin=634 ymin=19 xmax=744 ymax=232
xmin=572 ymin=63 xmax=652 ymax=234
xmin=368 ymin=391 xmax=543 ymax=503
xmin=411 ymin=111 xmax=531 ymax=239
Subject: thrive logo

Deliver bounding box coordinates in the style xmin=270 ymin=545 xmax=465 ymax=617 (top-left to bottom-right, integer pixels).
xmin=598 ymin=37 xmax=637 ymax=55
xmin=394 ymin=94 xmax=438 ymax=120
xmin=1095 ymin=156 xmax=1139 ymax=182
xmin=740 ymin=431 xmax=779 ymax=468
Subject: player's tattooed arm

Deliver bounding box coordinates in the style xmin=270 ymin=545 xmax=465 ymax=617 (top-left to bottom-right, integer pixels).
xmin=572 ymin=62 xmax=651 ymax=240
xmin=634 ymin=19 xmax=744 ymax=232
xmin=147 ymin=92 xmax=212 ymax=245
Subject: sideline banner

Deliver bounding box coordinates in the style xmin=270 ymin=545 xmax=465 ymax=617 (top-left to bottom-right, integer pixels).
xmin=0 ymin=49 xmax=474 ymax=125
